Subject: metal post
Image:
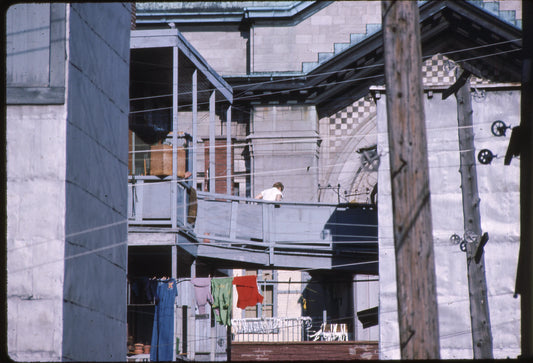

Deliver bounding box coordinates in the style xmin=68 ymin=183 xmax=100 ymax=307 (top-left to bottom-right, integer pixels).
xmin=192 ymin=70 xmax=198 ymax=189
xmin=352 ymin=275 xmax=358 ymax=341
xmin=171 ymin=45 xmax=179 ymax=229
xmin=172 ymin=244 xmax=177 ymax=361
xmin=209 ymin=91 xmax=216 ymax=193
xmin=226 ymin=106 xmax=232 ymax=195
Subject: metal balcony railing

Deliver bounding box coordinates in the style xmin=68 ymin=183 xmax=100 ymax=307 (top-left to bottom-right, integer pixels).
xmin=231 ymin=317 xmax=313 ymax=342
xmin=128 ymin=178 xmax=378 ymax=270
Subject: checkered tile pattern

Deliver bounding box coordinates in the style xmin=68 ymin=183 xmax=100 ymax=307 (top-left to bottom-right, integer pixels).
xmin=422 ymin=53 xmax=494 ymax=87
xmin=325 ymin=54 xmax=495 ymax=153
xmin=328 ymin=97 xmax=376 ymax=153
xmin=422 ymin=54 xmax=455 ymax=86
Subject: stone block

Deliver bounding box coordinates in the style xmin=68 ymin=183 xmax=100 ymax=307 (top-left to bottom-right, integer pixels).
xmin=70 ymin=3 xmax=131 ymax=61
xmin=66 ymin=124 xmax=127 ymax=214
xmin=14 ymin=179 xmax=65 ymax=241
xmin=63 ymin=300 xmax=127 ymax=361
xmin=32 ymin=241 xmax=65 ymax=299
xmin=14 ymin=299 xmax=62 ymax=356
xmin=6 ymin=105 xmax=67 ymax=181
xmin=67 ymin=66 xmax=129 ymax=155
xmin=7 ymin=247 xmax=34 ymax=297
xmin=68 ymin=7 xmax=130 ymax=109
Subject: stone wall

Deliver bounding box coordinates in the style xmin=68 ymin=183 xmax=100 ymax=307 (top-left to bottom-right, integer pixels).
xmin=251 ymin=1 xmax=381 ymax=73
xmin=250 ymin=105 xmax=320 ymax=202
xmin=62 ymin=3 xmax=131 ymax=361
xmin=7 ymin=104 xmax=68 ymax=362
xmin=181 ymin=27 xmax=248 ymax=76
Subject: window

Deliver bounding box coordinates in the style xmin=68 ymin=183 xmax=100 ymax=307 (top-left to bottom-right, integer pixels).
xmin=243 ymin=269 xmax=276 ymax=318
xmin=6 ymin=4 xmax=66 ymax=104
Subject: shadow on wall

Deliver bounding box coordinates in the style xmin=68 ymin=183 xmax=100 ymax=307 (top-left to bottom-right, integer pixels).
xmin=326 ymin=203 xmax=378 ymax=274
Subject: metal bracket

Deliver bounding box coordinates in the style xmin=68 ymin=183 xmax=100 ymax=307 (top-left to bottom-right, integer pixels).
xmin=474 ymin=232 xmax=489 ymax=263
xmin=450 ymin=231 xmax=487 ymax=254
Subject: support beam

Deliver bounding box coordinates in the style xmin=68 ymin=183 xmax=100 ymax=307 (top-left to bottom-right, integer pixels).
xmin=209 ymin=91 xmax=216 ymax=193
xmin=455 ymin=72 xmax=493 ymax=358
xmin=192 ymin=70 xmax=198 ymax=189
xmin=171 ymin=45 xmax=179 ymax=229
xmin=382 ymin=1 xmax=440 ymax=359
xmin=172 ymin=245 xmax=177 ymax=280
xmin=227 ymin=106 xmax=232 ymax=195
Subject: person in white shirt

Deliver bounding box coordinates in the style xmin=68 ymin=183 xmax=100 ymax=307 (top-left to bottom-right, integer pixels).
xmin=255 ymin=182 xmax=284 ymax=201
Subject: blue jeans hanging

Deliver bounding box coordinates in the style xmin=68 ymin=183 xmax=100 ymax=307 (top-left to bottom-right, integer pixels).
xmin=150 ymin=279 xmax=177 ymax=361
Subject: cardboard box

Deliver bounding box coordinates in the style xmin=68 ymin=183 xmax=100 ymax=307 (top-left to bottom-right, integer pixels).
xmin=150 ymin=143 xmax=186 ymax=177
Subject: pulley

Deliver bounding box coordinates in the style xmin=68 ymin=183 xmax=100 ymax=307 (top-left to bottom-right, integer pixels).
xmin=491 ymin=120 xmax=511 ymax=137
xmin=477 ymin=149 xmax=494 ymax=165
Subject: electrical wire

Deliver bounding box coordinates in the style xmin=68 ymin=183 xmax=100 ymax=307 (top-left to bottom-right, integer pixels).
xmin=126 ymin=39 xmax=522 ymax=106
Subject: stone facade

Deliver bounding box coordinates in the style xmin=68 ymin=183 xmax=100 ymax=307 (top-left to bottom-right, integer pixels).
xmin=7 ymin=104 xmax=68 ymax=362
xmin=251 ymin=1 xmax=381 ymax=73
xmin=249 ymin=105 xmax=320 ymax=202
xmin=6 ymin=3 xmax=131 ymax=361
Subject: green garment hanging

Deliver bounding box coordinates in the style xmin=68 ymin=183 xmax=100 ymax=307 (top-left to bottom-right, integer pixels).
xmin=211 ymin=277 xmax=233 ymax=326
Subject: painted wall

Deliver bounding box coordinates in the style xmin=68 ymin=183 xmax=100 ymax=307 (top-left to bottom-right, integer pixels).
xmin=63 ymin=3 xmax=131 ymax=361
xmin=377 ymin=89 xmax=520 ymax=359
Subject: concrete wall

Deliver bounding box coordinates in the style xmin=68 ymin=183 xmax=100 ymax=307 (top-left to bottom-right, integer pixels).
xmin=250 ymin=105 xmax=319 ymax=202
xmin=62 ymin=3 xmax=131 ymax=361
xmin=7 ymin=104 xmax=68 ymax=362
xmin=377 ymin=89 xmax=520 ymax=359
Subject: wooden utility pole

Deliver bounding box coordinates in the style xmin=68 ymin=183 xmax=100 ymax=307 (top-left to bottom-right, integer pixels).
xmin=454 ymin=71 xmax=493 ymax=358
xmin=517 ymin=0 xmax=533 ymax=357
xmin=382 ymin=1 xmax=440 ymax=359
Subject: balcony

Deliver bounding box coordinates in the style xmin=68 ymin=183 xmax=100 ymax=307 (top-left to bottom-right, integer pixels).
xmin=128 ymin=179 xmax=378 ymax=272
xmin=231 ymin=317 xmax=312 ymax=343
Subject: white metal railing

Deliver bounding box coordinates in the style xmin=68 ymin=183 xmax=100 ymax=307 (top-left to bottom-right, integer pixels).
xmin=127 ymin=182 xmax=378 ymax=268
xmin=193 ymin=191 xmax=337 ymax=254
xmin=231 ymin=317 xmax=313 ymax=342
xmin=127 ymin=176 xmax=193 ymax=229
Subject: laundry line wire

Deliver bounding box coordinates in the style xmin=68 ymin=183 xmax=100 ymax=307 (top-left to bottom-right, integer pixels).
xmin=126 ymin=119 xmax=510 ymax=155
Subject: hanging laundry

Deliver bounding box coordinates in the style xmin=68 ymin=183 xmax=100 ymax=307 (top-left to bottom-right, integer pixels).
xmin=211 ymin=277 xmax=233 ymax=326
xmin=145 ymin=277 xmax=159 ymax=304
xmin=192 ymin=277 xmax=213 ymax=314
xmin=232 ymin=275 xmax=264 ymax=309
xmin=150 ymin=278 xmax=177 ymax=362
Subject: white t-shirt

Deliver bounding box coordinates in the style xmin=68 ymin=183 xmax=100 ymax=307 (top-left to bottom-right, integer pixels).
xmin=261 ymin=187 xmax=283 ymax=201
